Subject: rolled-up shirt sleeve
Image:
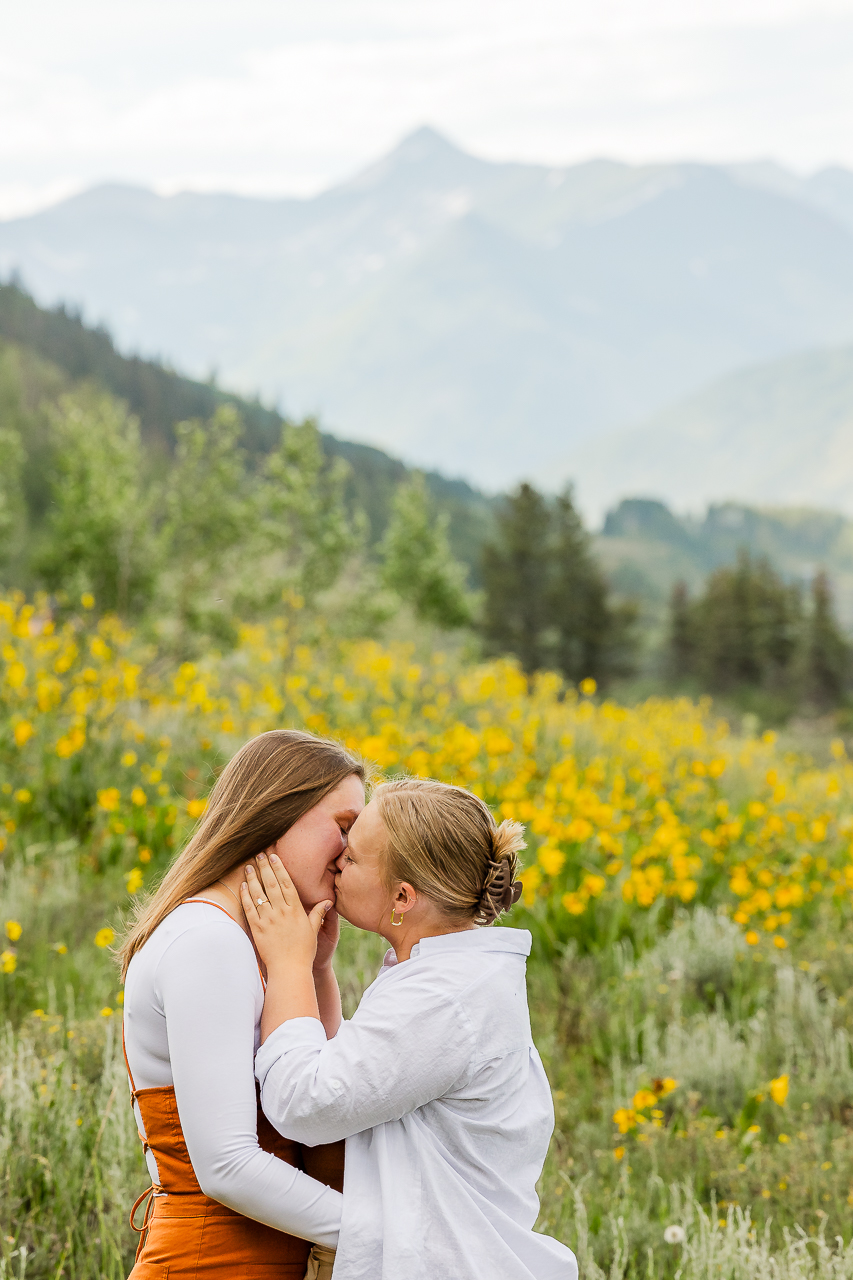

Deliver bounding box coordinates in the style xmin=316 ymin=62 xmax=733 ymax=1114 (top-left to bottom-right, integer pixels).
xmin=255 ymin=973 xmax=475 ymax=1145
xmin=157 ymin=924 xmax=342 ymax=1246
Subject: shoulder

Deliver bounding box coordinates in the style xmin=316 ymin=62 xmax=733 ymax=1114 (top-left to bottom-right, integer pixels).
xmin=149 ymin=903 xmax=262 ymax=990
xmin=413 ymin=928 xmax=530 ymax=987
xmin=416 ymin=931 xmax=533 ymax=1037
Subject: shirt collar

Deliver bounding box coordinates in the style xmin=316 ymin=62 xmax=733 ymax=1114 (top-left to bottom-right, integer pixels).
xmin=382 ymin=926 xmax=532 ymax=968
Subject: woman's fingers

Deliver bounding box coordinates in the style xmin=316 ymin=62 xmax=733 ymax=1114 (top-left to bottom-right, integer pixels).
xmin=240 ymin=876 xmax=261 ymax=924
xmin=307 ymin=900 xmax=334 ymax=937
xmin=267 ymin=852 xmax=298 ymax=896
xmin=256 ymin=853 xmax=288 ymax=907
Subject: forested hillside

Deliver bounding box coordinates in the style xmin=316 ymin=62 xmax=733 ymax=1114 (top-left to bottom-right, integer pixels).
xmin=5 ymin=281 xmax=853 ymax=715
xmin=0 ymin=281 xmax=495 ymax=569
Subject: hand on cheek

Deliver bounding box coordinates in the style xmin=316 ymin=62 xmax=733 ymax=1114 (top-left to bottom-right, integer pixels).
xmin=240 ymin=854 xmax=333 ymax=973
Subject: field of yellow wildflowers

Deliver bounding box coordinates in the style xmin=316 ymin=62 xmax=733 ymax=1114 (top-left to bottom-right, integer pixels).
xmin=4 ymin=593 xmax=853 ymax=1277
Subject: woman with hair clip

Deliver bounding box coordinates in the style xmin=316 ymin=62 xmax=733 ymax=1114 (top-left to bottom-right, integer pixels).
xmin=244 ymin=776 xmax=578 ymax=1280
xmin=118 ymin=729 xmax=365 ymax=1280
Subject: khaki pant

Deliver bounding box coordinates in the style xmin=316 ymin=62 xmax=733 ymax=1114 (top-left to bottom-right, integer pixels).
xmin=304 ymin=1245 xmax=336 ymax=1280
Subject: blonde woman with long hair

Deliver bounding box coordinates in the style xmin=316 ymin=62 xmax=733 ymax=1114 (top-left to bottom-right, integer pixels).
xmin=118 ymin=730 xmax=365 ymax=1279
xmin=244 ymin=777 xmax=578 ymax=1280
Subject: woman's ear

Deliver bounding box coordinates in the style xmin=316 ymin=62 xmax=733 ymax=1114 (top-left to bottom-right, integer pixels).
xmin=393 ymin=882 xmax=418 ymax=916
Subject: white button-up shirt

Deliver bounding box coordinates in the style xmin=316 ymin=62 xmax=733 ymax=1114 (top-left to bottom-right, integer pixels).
xmin=255 ymin=927 xmax=577 ymax=1280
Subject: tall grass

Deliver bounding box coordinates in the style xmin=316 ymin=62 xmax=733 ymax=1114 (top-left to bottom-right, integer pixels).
xmin=4 ymin=915 xmax=853 ymax=1278
xmin=3 ymin=597 xmax=853 ymax=1275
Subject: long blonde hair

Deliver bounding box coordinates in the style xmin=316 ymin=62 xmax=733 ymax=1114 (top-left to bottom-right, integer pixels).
xmin=375 ymin=777 xmax=525 ymax=925
xmin=117 ymin=729 xmax=364 ymax=979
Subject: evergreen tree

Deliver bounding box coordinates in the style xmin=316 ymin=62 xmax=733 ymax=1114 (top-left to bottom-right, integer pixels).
xmin=379 ymin=474 xmax=471 ymax=628
xmin=666 ymin=552 xmax=853 ymax=709
xmin=694 ymin=552 xmax=801 ymax=691
xmin=480 ymin=483 xmax=634 ymax=683
xmin=481 ymin=483 xmax=552 ymax=674
xmin=668 ymin=581 xmax=696 ymax=678
xmin=548 ymin=487 xmax=634 ymax=683
xmin=805 ymin=571 xmax=850 ymax=707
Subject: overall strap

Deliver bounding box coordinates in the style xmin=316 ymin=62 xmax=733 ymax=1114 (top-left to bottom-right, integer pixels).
xmin=182 ymin=896 xmax=236 ymax=915
xmin=123 ymin=1015 xmax=162 ymax=1252
xmin=122 ymin=1019 xmax=138 ymax=1096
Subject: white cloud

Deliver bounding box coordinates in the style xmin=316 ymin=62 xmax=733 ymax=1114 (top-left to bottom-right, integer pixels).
xmin=2 ymin=0 xmax=853 ymax=217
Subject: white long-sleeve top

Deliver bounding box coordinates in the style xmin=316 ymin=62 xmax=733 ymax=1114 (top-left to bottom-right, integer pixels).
xmin=255 ymin=927 xmax=578 ymax=1280
xmin=123 ymin=900 xmax=342 ymax=1248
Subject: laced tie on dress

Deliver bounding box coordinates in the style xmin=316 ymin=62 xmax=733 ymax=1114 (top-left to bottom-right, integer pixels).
xmin=129 ymin=1183 xmax=159 ymax=1259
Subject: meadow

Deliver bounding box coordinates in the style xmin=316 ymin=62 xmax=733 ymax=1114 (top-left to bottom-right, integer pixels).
xmin=4 ymin=593 xmax=853 ymax=1277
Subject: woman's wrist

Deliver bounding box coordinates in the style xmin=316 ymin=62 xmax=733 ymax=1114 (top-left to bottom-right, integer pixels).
xmin=266 ymin=950 xmax=313 ymax=979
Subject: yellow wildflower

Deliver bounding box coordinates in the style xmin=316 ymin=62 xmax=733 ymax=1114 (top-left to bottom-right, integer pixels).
xmin=769 ymin=1075 xmax=789 ymax=1106
xmin=613 ymin=1108 xmax=637 ymax=1133
xmin=125 ymin=868 xmax=144 ymax=895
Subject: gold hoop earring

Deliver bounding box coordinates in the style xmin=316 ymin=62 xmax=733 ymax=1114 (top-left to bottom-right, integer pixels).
xmin=390 ymin=908 xmax=404 ymax=927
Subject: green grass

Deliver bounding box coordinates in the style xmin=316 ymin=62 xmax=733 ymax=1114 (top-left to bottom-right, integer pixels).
xmin=4 ymin=889 xmax=853 ymax=1277
xmin=3 ymin=715 xmax=853 ymax=1277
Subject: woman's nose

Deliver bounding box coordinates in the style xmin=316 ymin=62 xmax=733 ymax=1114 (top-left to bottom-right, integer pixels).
xmin=334 ymin=851 xmax=347 ymax=871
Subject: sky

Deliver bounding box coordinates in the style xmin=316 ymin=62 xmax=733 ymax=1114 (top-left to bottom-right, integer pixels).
xmin=2 ymin=0 xmax=853 ymax=219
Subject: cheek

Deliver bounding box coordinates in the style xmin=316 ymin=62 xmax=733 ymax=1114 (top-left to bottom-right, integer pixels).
xmin=279 ymin=821 xmax=342 ymax=879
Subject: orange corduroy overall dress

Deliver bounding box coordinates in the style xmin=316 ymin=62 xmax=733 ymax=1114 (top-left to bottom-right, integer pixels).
xmin=125 ymin=900 xmax=344 ymax=1280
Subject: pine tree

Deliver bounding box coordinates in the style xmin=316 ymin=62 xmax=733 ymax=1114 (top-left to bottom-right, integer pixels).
xmin=805 ymin=571 xmax=850 ymax=707
xmin=480 ymin=483 xmax=635 ymax=683
xmin=481 ymin=483 xmax=552 ymax=674
xmin=548 ymin=487 xmax=631 ymax=683
xmin=668 ymin=581 xmax=696 ymax=678
xmin=694 ymin=552 xmax=801 ymax=691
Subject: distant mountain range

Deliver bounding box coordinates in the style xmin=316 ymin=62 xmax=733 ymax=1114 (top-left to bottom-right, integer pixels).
xmin=569 ymin=345 xmax=853 ymax=521
xmin=596 ymin=497 xmax=853 ymax=627
xmin=3 ymin=128 xmax=853 ymax=492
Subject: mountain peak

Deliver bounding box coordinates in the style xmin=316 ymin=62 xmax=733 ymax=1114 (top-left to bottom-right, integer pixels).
xmin=340 ymin=125 xmax=483 ymax=194
xmin=391 ymin=126 xmax=467 ymax=163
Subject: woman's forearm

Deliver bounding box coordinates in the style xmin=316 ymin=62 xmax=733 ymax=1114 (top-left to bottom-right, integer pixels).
xmin=260 ymin=960 xmax=319 ymax=1044
xmin=313 ymin=964 xmax=342 ymax=1039
xmin=260 ymin=960 xmax=342 ymax=1043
